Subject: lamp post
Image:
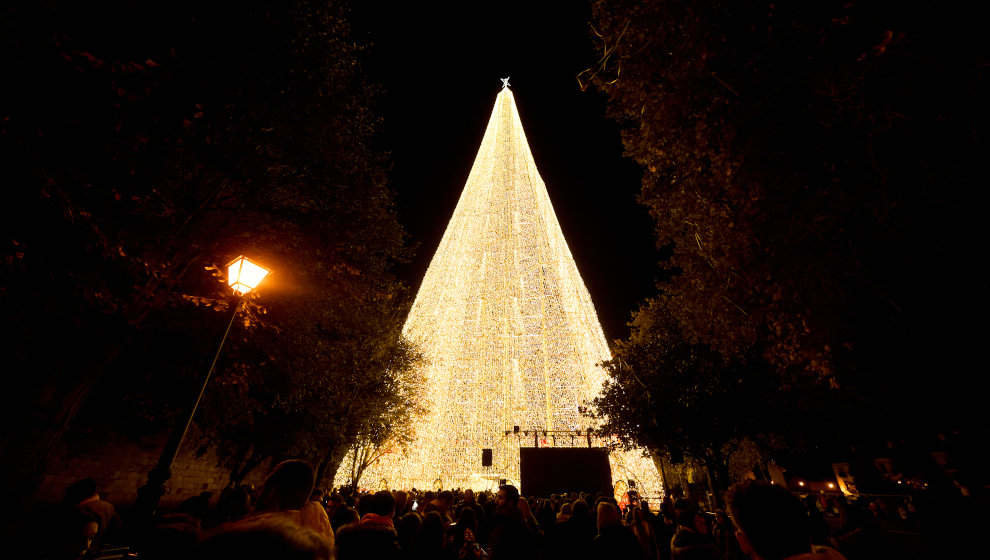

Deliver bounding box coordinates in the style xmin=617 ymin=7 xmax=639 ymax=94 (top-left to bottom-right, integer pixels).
xmin=135 ymin=256 xmax=270 ymax=519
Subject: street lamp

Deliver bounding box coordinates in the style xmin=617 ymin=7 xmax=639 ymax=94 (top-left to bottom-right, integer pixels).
xmin=227 ymin=255 xmax=270 ymax=295
xmin=135 ymin=256 xmax=270 ymax=519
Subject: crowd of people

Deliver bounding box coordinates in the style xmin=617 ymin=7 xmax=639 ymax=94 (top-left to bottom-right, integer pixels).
xmin=49 ymin=459 xmax=940 ymax=560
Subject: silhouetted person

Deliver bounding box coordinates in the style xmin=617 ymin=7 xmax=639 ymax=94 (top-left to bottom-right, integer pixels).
xmin=396 ymin=512 xmax=421 ymax=559
xmin=458 ymin=489 xmax=486 ymax=529
xmin=197 ymin=514 xmax=332 ymax=560
xmin=477 ymin=491 xmax=495 ymax=543
xmin=518 ymin=496 xmax=542 ymax=537
xmin=64 ymin=478 xmax=120 ymax=542
xmin=802 ymin=496 xmax=829 ymax=547
xmin=630 ymin=505 xmax=659 ymax=560
xmin=336 ymin=490 xmax=401 ymax=560
xmin=417 ymin=511 xmax=446 ymax=560
xmin=357 ymin=494 xmax=375 ymax=518
xmin=671 ymin=500 xmax=717 ymax=560
xmin=487 ymin=485 xmax=536 ymax=560
xmin=393 ymin=490 xmax=409 ymax=518
xmin=713 ymin=509 xmax=742 ymax=560
xmin=251 ymin=460 xmax=333 ymax=542
xmin=179 ymin=492 xmax=213 ymax=524
xmin=215 ymin=485 xmax=252 ymax=525
xmin=536 ymin=499 xmax=557 ymax=541
xmin=551 ymin=499 xmax=595 ymax=560
xmin=333 ymin=506 xmax=360 ymax=533
xmin=556 ymin=502 xmax=572 ymax=523
xmin=423 ymin=490 xmax=454 ymax=522
xmin=47 ymin=507 xmax=100 ymax=560
xmin=258 ymin=460 xmax=316 ymax=511
xmin=727 ymin=481 xmax=846 ymax=560
xmin=450 ymin=506 xmax=482 ymax=558
xmin=592 ymin=501 xmax=642 ymax=559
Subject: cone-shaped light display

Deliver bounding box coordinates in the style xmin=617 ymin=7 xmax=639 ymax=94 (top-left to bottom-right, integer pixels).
xmin=338 ymin=86 xmax=662 ymax=497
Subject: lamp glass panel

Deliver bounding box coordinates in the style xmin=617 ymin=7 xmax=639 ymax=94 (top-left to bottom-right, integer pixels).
xmin=227 ymin=256 xmax=270 ymax=294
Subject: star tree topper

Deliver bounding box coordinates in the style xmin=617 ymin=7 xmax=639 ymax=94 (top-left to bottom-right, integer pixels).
xmin=501 ymin=76 xmax=511 ymax=89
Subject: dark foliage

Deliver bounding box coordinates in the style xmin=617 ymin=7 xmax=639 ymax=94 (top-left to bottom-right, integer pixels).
xmin=2 ymin=0 xmax=417 ymax=503
xmin=587 ymin=0 xmax=986 ymax=485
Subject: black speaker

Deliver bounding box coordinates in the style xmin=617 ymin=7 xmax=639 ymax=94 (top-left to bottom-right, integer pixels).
xmin=481 ymin=448 xmax=493 ymax=467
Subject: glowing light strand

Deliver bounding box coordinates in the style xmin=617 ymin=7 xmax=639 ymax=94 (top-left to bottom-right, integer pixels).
xmin=335 ymin=87 xmax=662 ymax=497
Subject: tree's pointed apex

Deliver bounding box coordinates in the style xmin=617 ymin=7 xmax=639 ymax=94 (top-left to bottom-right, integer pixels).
xmin=500 ymin=76 xmax=511 ymax=90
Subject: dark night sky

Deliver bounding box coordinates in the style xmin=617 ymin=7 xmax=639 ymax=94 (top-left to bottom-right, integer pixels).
xmin=351 ymin=2 xmax=660 ymax=341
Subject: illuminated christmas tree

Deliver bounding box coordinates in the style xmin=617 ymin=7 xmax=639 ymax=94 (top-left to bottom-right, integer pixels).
xmin=337 ymin=83 xmax=662 ymax=497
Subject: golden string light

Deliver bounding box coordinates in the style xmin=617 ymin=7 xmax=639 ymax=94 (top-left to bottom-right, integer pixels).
xmin=336 ymin=87 xmax=662 ymax=498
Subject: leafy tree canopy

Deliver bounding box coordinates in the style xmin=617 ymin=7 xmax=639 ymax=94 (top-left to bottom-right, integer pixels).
xmin=586 ymin=0 xmax=985 ymax=476
xmin=2 ymin=0 xmax=421 ymax=493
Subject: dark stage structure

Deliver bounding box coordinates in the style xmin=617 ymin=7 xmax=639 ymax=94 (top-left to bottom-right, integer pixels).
xmin=519 ymin=447 xmax=613 ymax=496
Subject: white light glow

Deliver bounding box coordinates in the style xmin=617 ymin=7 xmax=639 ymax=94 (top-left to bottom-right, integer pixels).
xmin=227 ymin=256 xmax=270 ymax=294
xmin=336 ymin=87 xmax=662 ymax=497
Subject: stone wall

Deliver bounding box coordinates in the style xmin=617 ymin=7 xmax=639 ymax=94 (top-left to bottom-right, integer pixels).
xmin=35 ymin=431 xmax=270 ymax=508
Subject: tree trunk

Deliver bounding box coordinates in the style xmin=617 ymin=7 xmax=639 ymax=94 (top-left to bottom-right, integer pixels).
xmin=650 ymin=448 xmax=670 ymax=496
xmin=349 ymin=446 xmax=361 ymax=491
xmin=315 ymin=443 xmax=347 ymax=491
xmin=230 ymin=446 xmax=267 ymax=485
xmin=705 ymin=453 xmax=732 ymax=508
xmin=703 ymin=462 xmax=718 ymax=510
